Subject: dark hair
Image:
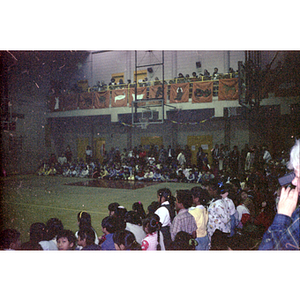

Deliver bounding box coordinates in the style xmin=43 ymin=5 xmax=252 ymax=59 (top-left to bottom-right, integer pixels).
xmin=147 ymin=201 xmax=160 ymax=215
xmin=157 ymin=188 xmax=172 ymax=203
xmin=56 ymin=229 xmax=76 ymax=249
xmin=77 ymin=211 xmax=92 ymax=229
xmin=114 ymin=206 xmax=127 ymax=220
xmin=132 ymin=202 xmax=146 ymax=219
xmin=190 ymin=187 xmax=210 ymax=207
xmin=125 ymin=211 xmax=142 ymax=226
xmin=101 ymin=216 xmax=119 ymax=234
xmin=172 ymin=231 xmax=197 ymax=250
xmin=0 ymin=229 xmax=21 ymax=250
xmin=45 ymin=218 xmax=63 ymax=240
xmin=210 ymin=229 xmax=229 ymax=250
xmin=113 ymin=230 xmax=141 ymax=250
xmin=78 ymin=227 xmax=95 ymax=246
xmin=142 ymin=214 xmax=162 ymax=250
xmin=108 ymin=202 xmax=120 ymax=214
xmin=29 ymin=222 xmax=46 ymax=243
xmin=176 ymin=190 xmax=193 ymax=209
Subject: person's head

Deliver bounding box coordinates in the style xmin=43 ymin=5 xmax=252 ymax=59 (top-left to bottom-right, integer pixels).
xmin=157 ymin=188 xmax=172 ymax=204
xmin=147 ymin=201 xmax=160 ymax=215
xmin=172 ymin=231 xmax=198 ymax=250
xmin=56 ymin=230 xmax=76 ymax=250
xmin=108 ymin=202 xmax=120 ymax=216
xmin=142 ymin=214 xmax=161 ymax=234
xmin=29 ymin=222 xmax=46 ymax=243
xmin=210 ymin=229 xmax=229 ymax=250
xmin=132 ymin=202 xmax=146 ymax=219
xmin=45 ymin=218 xmax=63 ymax=240
xmin=288 ymin=139 xmax=300 ymax=191
xmin=101 ymin=216 xmax=119 ymax=235
xmin=219 ymin=182 xmax=234 ymax=199
xmin=77 ymin=227 xmax=95 ymax=248
xmin=113 ymin=230 xmax=141 ymax=250
xmin=175 ymin=190 xmax=193 ymax=210
xmin=77 ymin=211 xmax=92 ymax=229
xmin=190 ymin=186 xmax=210 ymax=206
xmin=207 ymin=179 xmax=220 ymax=199
xmin=240 ymin=190 xmax=249 ymax=202
xmin=124 ymin=211 xmax=142 ymax=226
xmin=0 ymin=229 xmax=21 ymax=250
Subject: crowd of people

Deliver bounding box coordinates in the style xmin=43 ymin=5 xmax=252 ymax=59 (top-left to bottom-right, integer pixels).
xmin=2 ymin=139 xmax=299 ymax=250
xmin=36 ymin=142 xmax=289 ymax=188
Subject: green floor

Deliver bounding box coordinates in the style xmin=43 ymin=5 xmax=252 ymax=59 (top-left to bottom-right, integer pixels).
xmin=0 ymin=175 xmax=194 ymax=242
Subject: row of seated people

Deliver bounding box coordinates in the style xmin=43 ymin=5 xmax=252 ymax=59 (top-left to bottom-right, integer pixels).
xmin=1 ymin=171 xmax=279 ymax=250
xmin=72 ymin=68 xmax=238 ymax=93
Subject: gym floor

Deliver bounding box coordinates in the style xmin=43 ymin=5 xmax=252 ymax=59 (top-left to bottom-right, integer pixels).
xmin=0 ymin=174 xmax=193 ymax=242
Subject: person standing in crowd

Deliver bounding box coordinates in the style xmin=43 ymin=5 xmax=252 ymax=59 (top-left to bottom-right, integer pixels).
xmin=259 ymin=139 xmax=299 ymax=250
xmin=170 ymin=190 xmax=197 ymax=241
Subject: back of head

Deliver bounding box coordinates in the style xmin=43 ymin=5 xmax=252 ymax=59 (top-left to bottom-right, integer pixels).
xmin=142 ymin=214 xmax=161 ymax=234
xmin=172 ymin=231 xmax=197 ymax=250
xmin=191 ymin=186 xmax=210 ymax=206
xmin=0 ymin=229 xmax=21 ymax=250
xmin=108 ymin=202 xmax=120 ymax=215
xmin=29 ymin=222 xmax=46 ymax=243
xmin=78 ymin=227 xmax=95 ymax=246
xmin=125 ymin=211 xmax=142 ymax=226
xmin=102 ymin=216 xmax=119 ymax=234
xmin=45 ymin=218 xmax=63 ymax=240
xmin=176 ymin=189 xmax=193 ymax=209
xmin=77 ymin=211 xmax=92 ymax=229
xmin=113 ymin=230 xmax=141 ymax=250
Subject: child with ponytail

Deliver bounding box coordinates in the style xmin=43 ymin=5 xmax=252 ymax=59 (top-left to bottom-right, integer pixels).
xmin=141 ymin=214 xmax=165 ymax=250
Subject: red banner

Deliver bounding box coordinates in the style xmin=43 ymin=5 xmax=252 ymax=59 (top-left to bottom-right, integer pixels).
xmin=94 ymin=91 xmax=109 ymax=109
xmin=78 ymin=92 xmax=94 ymax=109
xmin=192 ymin=81 xmax=213 ymax=103
xmin=169 ymin=82 xmax=189 ymax=103
xmin=149 ymin=85 xmax=167 ymax=104
xmin=218 ymin=78 xmax=239 ymax=100
xmin=111 ymin=89 xmax=128 ymax=107
xmin=62 ymin=93 xmax=78 ymax=111
xmin=128 ymin=87 xmax=147 ymax=106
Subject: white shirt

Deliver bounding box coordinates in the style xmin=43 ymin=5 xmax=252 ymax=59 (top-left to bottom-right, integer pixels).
xmin=155 ymin=201 xmax=171 ymax=227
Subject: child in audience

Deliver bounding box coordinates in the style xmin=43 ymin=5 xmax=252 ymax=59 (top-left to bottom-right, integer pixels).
xmin=124 ymin=211 xmax=146 ymax=244
xmin=21 ymin=222 xmax=45 ymax=250
xmin=56 ymin=229 xmax=76 ymax=250
xmin=171 ymin=231 xmax=198 ymax=250
xmin=0 ymin=229 xmax=22 ymax=250
xmin=39 ymin=218 xmax=63 ymax=250
xmin=189 ymin=187 xmax=210 ymax=250
xmin=141 ymin=214 xmax=165 ymax=250
xmin=101 ymin=216 xmax=119 ymax=250
xmin=113 ymin=230 xmax=141 ymax=250
xmin=75 ymin=211 xmax=99 ymax=248
xmin=132 ymin=201 xmax=146 ymax=221
xmin=77 ymin=227 xmax=101 ymax=250
xmin=170 ymin=190 xmax=197 ymax=241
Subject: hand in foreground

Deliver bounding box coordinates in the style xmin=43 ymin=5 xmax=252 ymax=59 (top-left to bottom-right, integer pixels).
xmin=277 ymin=186 xmax=299 ymax=217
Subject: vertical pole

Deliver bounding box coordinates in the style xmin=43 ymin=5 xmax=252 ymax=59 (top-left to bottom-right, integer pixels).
xmin=162 ymin=50 xmax=164 ymax=123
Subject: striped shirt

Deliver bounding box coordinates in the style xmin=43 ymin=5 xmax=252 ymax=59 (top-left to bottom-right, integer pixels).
xmin=170 ymin=208 xmax=197 ymax=241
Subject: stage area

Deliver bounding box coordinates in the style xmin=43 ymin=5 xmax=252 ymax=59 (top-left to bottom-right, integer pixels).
xmin=66 ymin=179 xmax=161 ymax=189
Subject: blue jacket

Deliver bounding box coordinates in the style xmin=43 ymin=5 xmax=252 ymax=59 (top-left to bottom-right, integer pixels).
xmin=101 ymin=233 xmax=116 ymax=250
xmin=259 ymin=207 xmax=300 ymax=250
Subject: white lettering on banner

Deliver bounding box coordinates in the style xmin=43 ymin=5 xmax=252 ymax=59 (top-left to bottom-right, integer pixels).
xmin=114 ymin=93 xmax=126 ymax=101
xmin=132 ymin=94 xmax=145 ymax=101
